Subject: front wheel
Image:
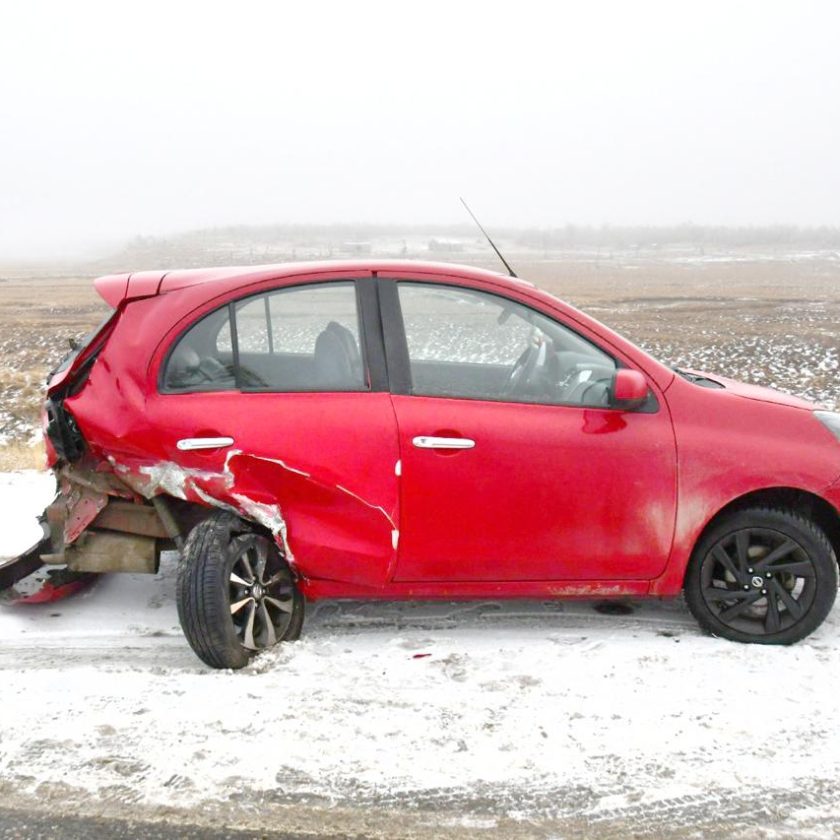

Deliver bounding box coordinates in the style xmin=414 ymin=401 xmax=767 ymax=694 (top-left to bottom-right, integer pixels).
xmin=684 ymin=506 xmax=838 ymax=644
xmin=177 ymin=511 xmax=304 ymax=669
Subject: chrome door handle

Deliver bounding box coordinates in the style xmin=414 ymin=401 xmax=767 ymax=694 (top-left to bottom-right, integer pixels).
xmin=412 ymin=436 xmax=475 ymax=450
xmin=176 ymin=436 xmax=234 ymax=451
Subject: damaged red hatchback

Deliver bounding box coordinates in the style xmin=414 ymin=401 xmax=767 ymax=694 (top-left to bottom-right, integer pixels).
xmin=8 ymin=260 xmax=840 ymax=668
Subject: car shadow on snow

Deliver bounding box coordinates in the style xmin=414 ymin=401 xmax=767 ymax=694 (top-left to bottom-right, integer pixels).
xmin=304 ymin=595 xmax=699 ymax=636
xmin=4 ymin=548 xmax=840 ymax=672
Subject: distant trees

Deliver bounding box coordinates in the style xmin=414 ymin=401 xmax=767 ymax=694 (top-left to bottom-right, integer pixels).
xmin=102 ymin=223 xmax=840 ymax=269
xmin=512 ymin=224 xmax=840 ymax=251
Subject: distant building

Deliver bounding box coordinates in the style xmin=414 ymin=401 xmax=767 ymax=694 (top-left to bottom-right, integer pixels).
xmin=341 ymin=241 xmax=372 ymax=255
xmin=428 ymin=238 xmax=465 ymax=253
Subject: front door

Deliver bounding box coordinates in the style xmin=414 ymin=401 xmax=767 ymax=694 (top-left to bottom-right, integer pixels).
xmin=386 ymin=280 xmax=677 ymax=582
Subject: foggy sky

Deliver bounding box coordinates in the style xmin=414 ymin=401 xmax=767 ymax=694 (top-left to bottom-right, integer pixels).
xmin=1 ymin=0 xmax=839 ymax=258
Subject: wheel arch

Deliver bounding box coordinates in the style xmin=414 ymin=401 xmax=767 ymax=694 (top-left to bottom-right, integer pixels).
xmin=685 ymin=486 xmax=840 ymax=586
xmin=157 ymin=495 xmax=284 ymax=553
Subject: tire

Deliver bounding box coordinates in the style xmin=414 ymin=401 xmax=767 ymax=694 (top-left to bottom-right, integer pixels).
xmin=176 ymin=511 xmax=304 ymax=669
xmin=685 ymin=506 xmax=838 ymax=645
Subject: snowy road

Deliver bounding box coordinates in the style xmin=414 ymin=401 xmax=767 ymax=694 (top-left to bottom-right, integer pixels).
xmin=2 ymin=471 xmax=840 ymax=838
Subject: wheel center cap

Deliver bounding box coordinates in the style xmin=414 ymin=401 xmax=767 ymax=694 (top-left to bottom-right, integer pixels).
xmin=252 ymin=583 xmax=264 ymax=599
xmin=751 ymin=576 xmax=764 ymax=588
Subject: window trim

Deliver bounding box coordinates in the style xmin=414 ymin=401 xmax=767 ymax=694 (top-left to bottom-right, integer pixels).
xmin=357 ymin=276 xmax=389 ymax=392
xmin=158 ymin=279 xmax=382 ymax=395
xmin=377 ymin=279 xmax=411 ymax=394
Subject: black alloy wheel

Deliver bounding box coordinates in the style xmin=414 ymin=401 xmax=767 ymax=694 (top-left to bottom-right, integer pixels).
xmin=685 ymin=507 xmax=838 ymax=644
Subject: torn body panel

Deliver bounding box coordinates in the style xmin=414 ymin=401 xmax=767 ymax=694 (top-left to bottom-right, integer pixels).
xmin=22 ymin=433 xmax=399 ymax=594
xmin=35 ymin=461 xmax=163 ymax=575
xmin=48 ymin=461 xmax=133 ymax=548
xmin=1 ymin=461 xmax=163 ymax=596
xmin=60 ymin=302 xmax=402 ymax=587
xmin=104 ymin=440 xmax=400 ymax=588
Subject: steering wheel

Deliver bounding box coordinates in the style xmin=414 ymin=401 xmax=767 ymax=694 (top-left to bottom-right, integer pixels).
xmin=504 ymin=340 xmax=542 ymax=397
xmin=556 ymin=364 xmax=615 ymax=406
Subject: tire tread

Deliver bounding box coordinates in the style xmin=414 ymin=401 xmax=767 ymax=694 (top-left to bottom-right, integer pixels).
xmin=176 ymin=511 xmax=302 ymax=669
xmin=685 ymin=504 xmax=838 ymax=645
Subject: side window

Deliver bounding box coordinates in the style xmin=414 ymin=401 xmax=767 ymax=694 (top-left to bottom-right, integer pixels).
xmin=163 ymin=306 xmax=236 ymax=392
xmin=235 ymin=296 xmax=270 ymax=353
xmin=163 ymin=282 xmax=366 ymax=393
xmin=236 ymin=283 xmax=365 ymax=391
xmin=397 ymin=283 xmax=617 ymax=406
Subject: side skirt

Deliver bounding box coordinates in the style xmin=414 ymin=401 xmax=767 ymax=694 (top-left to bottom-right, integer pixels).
xmin=300 ymin=578 xmax=651 ymax=601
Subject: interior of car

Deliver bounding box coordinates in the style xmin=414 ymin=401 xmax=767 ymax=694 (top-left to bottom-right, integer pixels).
xmin=162 ymin=281 xmax=618 ymax=408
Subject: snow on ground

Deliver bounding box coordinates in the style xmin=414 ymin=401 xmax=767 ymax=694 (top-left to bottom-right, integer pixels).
xmin=2 ymin=471 xmax=840 ymax=836
xmin=0 ymin=471 xmax=53 ymax=556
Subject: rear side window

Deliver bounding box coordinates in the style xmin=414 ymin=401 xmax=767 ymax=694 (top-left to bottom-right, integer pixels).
xmin=162 ymin=282 xmax=366 ymax=393
xmin=163 ymin=307 xmax=236 ymax=391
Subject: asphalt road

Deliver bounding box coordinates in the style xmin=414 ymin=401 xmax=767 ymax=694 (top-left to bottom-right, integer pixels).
xmin=4 ymin=791 xmax=840 ymax=840
xmin=0 ymin=808 xmax=355 ymax=840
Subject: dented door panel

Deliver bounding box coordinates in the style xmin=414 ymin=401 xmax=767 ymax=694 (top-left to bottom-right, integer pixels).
xmin=115 ymin=391 xmax=401 ymax=587
xmin=57 ymin=269 xmax=401 ymax=589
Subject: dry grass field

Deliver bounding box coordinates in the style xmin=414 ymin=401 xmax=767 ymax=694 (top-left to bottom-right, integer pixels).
xmin=527 ymin=252 xmax=840 ymax=409
xmin=0 ymin=269 xmax=104 ymax=456
xmin=0 ymin=251 xmax=838 ymax=469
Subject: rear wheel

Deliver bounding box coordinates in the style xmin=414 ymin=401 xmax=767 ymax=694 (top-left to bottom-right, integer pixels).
xmin=177 ymin=511 xmax=303 ymax=669
xmin=685 ymin=506 xmax=838 ymax=644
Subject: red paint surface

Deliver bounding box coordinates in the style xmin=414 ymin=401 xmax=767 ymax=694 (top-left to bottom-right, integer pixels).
xmin=391 ymin=394 xmax=677 ymax=582
xmin=46 ymin=260 xmax=840 ymax=603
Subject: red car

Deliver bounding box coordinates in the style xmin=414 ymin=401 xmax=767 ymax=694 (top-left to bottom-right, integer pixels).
xmin=9 ymin=260 xmax=840 ymax=668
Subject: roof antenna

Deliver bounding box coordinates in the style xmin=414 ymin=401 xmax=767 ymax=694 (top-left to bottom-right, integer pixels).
xmin=459 ymin=197 xmax=518 ymax=278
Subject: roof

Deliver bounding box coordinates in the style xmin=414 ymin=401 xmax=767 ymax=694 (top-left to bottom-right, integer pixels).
xmin=93 ymin=260 xmax=529 ymax=307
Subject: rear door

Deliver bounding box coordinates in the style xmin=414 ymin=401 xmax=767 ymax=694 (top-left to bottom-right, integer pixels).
xmin=146 ymin=276 xmax=400 ymax=588
xmin=383 ymin=277 xmax=677 ymax=583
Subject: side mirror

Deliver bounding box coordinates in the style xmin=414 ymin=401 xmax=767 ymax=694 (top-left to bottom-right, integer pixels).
xmin=611 ymin=369 xmax=648 ymax=409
